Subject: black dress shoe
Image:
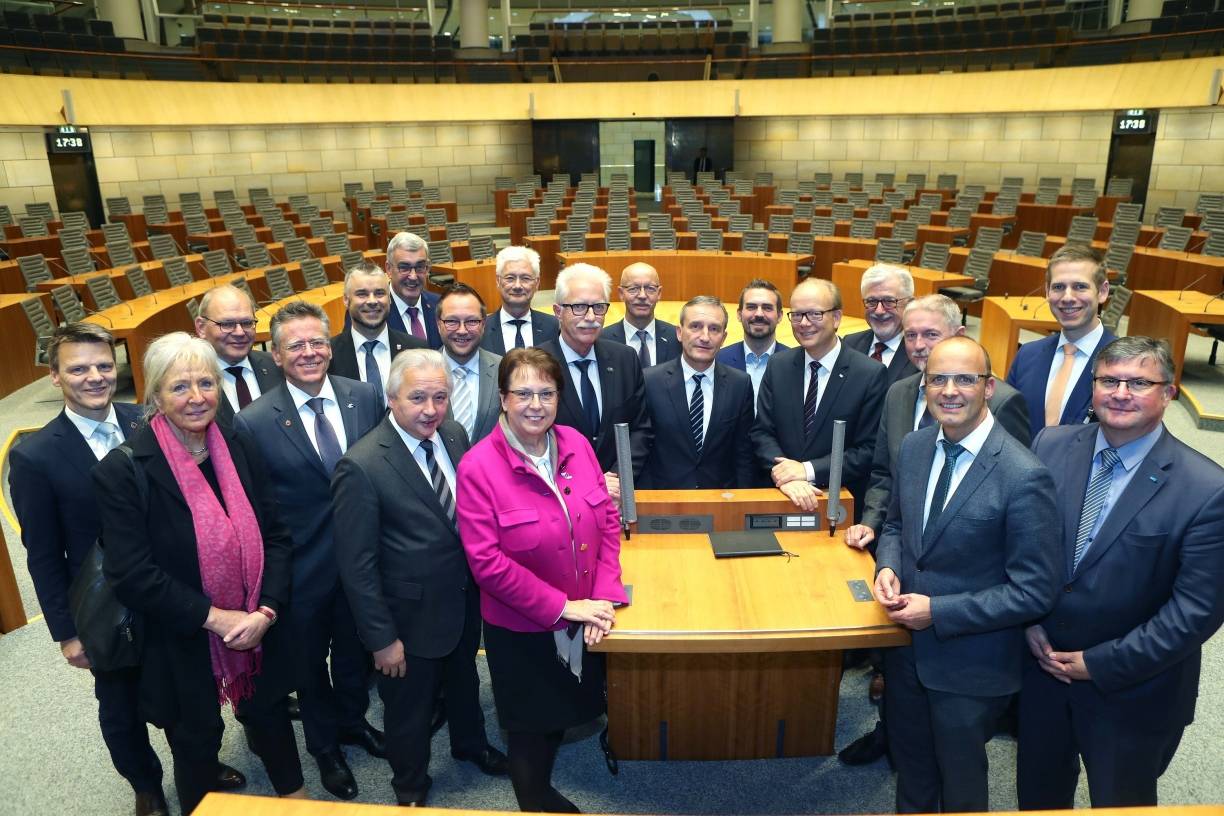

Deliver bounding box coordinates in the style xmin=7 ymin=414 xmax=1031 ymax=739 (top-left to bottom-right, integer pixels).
xmin=838 ymin=722 xmax=889 ymax=766
xmin=134 ymin=789 xmax=169 ymax=816
xmin=316 ymin=748 xmax=359 ymax=801
xmin=286 ymin=695 xmax=301 ymax=720
xmin=216 ymin=764 xmax=246 ymax=790
xmin=338 ymin=720 xmax=386 ymax=759
xmin=452 ymin=745 xmax=509 ymax=776
xmin=395 ymin=777 xmax=432 ymax=807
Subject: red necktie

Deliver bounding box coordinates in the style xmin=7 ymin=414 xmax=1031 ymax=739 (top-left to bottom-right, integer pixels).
xmin=406 ymin=306 xmax=426 ymax=340
xmin=871 ymin=341 xmax=886 ymax=363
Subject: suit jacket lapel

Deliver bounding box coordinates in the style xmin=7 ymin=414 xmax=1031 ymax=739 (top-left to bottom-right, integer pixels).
xmin=476 ymin=351 xmax=500 ymax=433
xmin=271 ymin=386 xmax=329 ymax=478
xmin=1060 ymin=426 xmax=1097 ymax=578
xmin=553 ymin=349 xmax=584 ymax=430
xmin=1074 ymin=429 xmax=1171 ymax=578
xmin=665 ymin=362 xmax=699 ymax=457
xmin=906 ymin=431 xmax=937 ymax=555
xmin=921 ymin=427 xmax=1001 ymax=552
xmin=594 ymin=343 xmax=617 ymax=438
xmin=891 ymin=375 xmax=921 ymax=443
xmin=808 ymin=348 xmax=849 ymax=447
xmin=379 ymin=421 xmax=454 ymax=529
xmin=332 ymin=377 xmax=363 ymax=448
xmin=53 ymin=411 xmax=104 ymax=483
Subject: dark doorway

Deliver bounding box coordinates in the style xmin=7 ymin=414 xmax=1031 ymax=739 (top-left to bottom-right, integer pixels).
xmin=633 ymin=139 xmax=655 ymax=193
xmin=532 ymin=120 xmax=599 ymax=187
xmin=1106 ymin=132 xmax=1156 ymax=216
xmin=46 ymin=142 xmax=105 ymax=229
xmin=665 ymin=118 xmax=735 ymax=184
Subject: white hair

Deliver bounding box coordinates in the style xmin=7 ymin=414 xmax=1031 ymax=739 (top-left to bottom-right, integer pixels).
xmin=386 ymin=348 xmax=449 ymax=400
xmin=495 ymin=245 xmax=541 ymax=278
xmin=860 ymin=264 xmax=915 ymax=299
xmin=141 ymin=332 xmax=222 ymax=418
xmin=555 ymin=263 xmax=612 ymax=303
xmin=386 ymin=230 xmax=427 ymax=257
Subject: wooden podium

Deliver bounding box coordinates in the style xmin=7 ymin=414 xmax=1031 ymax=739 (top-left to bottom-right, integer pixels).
xmin=593 ymin=489 xmax=908 ymax=761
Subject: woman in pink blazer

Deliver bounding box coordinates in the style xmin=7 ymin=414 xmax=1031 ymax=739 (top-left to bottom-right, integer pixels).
xmin=457 ymin=347 xmax=627 ymax=813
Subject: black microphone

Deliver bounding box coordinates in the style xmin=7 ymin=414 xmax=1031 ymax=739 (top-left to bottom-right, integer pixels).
xmin=1018 ymin=283 xmax=1046 ymax=309
xmin=1178 ymin=273 xmax=1207 ymax=300
xmin=1202 ymin=289 xmax=1224 ymax=313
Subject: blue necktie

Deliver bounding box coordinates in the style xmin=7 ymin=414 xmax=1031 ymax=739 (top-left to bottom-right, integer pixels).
xmin=307 ymin=398 xmax=343 ymax=473
xmin=925 ymin=440 xmax=966 ymax=533
xmin=573 ymin=359 xmax=600 ymax=436
xmin=1073 ymin=448 xmax=1121 ymax=569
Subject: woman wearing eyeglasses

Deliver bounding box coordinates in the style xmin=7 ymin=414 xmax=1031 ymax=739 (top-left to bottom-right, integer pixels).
xmin=456 ymin=347 xmax=627 ymax=813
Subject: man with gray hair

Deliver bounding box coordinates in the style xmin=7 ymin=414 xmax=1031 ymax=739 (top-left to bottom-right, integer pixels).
xmin=332 ymin=349 xmax=507 ymax=807
xmin=538 ymin=262 xmax=653 ymax=498
xmin=1019 ymin=336 xmax=1224 ymax=809
xmin=842 ymin=263 xmax=919 ymax=386
xmin=235 ymin=301 xmax=385 ymax=801
xmin=481 ymin=245 xmax=560 ymax=354
xmin=383 ymin=231 xmax=441 ymax=348
xmin=194 ymin=283 xmax=283 ymax=424
xmin=329 ymin=261 xmax=426 ymax=400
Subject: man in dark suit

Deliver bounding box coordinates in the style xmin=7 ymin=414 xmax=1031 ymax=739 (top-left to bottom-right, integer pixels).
xmin=331 ymin=349 xmax=506 ymax=807
xmin=874 ymin=336 xmax=1060 ymax=813
xmin=437 ymin=284 xmax=502 ymax=443
xmin=383 ymin=231 xmax=441 ymax=348
xmin=538 ymin=263 xmax=653 ymax=500
xmin=1006 ymin=244 xmax=1116 ymax=440
xmin=480 ymin=245 xmax=560 ymax=354
xmin=600 ymin=262 xmax=679 ymax=367
xmin=750 ymin=278 xmax=887 ymax=515
xmin=839 ymin=294 xmax=1032 ymax=766
xmin=640 ymin=296 xmax=756 ymax=489
xmin=8 ymin=323 xmax=241 ymax=816
xmin=328 ymin=261 xmax=426 ymax=397
xmin=1018 ymin=336 xmax=1224 ymax=809
xmin=692 ymin=146 xmax=713 ymax=181
xmin=842 ymin=263 xmax=919 ymax=387
xmin=234 ymin=302 xmax=385 ymax=801
xmin=716 ymin=279 xmax=789 ymax=411
xmin=194 ymin=283 xmax=283 ymax=424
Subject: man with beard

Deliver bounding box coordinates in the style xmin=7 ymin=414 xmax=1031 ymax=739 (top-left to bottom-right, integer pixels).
xmin=716 ymin=279 xmax=789 ymax=412
xmin=480 ymin=246 xmax=559 ymax=354
xmin=438 ymin=284 xmax=502 ymax=444
xmin=842 ymin=264 xmax=919 ymax=386
xmin=329 ymin=262 xmax=427 ymax=402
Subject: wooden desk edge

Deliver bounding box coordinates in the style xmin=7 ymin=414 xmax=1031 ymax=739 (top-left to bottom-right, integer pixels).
xmin=594 ymin=624 xmax=910 ymax=653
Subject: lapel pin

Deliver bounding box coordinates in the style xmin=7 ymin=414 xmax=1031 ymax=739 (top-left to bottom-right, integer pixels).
xmin=283 ymin=419 xmax=292 ymax=427
xmin=606 ymin=366 xmax=614 ymax=373
xmin=1149 ymin=475 xmax=1157 ymax=482
xmin=347 ymin=402 xmax=355 ymax=409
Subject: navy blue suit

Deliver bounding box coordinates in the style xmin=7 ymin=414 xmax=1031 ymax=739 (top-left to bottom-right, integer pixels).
xmin=1018 ymin=424 xmax=1224 ymax=808
xmin=714 ymin=339 xmax=789 ymax=371
xmin=8 ymin=402 xmax=162 ymax=794
xmin=480 ymin=309 xmax=560 ymax=354
xmin=386 ymin=290 xmax=441 ymax=349
xmin=235 ymin=376 xmax=383 ymax=756
xmin=601 ymin=319 xmax=680 ymax=366
xmin=1005 ymin=328 xmax=1116 ymax=440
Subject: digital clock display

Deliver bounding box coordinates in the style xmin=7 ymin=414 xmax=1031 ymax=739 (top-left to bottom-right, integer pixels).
xmin=1113 ymin=109 xmax=1158 ymax=135
xmin=45 ymin=130 xmax=92 ymax=153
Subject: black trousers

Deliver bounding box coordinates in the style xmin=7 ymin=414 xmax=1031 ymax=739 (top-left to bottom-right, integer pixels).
xmin=885 ymin=644 xmax=1011 ymax=813
xmin=92 ymin=665 xmax=163 ymax=793
xmin=291 ymin=584 xmax=370 ymax=756
xmin=377 ymin=591 xmax=487 ymax=802
xmin=164 ymin=690 xmax=303 ymax=814
xmin=1017 ymin=663 xmax=1185 ymax=809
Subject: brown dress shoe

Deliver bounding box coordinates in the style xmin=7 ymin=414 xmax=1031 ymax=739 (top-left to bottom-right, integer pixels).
xmin=134 ymin=790 xmax=169 ymax=816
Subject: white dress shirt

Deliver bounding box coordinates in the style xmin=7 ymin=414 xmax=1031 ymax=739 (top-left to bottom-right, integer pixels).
xmin=802 ymin=340 xmax=842 ymax=483
xmin=559 ymin=337 xmax=603 ymax=417
xmin=922 ymin=411 xmax=995 ymax=529
xmin=391 ymin=419 xmax=458 ymax=496
xmin=1043 ymin=321 xmax=1105 ymax=421
xmin=743 ymin=340 xmax=778 ymax=410
xmin=623 ymin=319 xmax=659 ymax=365
xmin=498 ymin=308 xmax=535 ymax=349
xmin=64 ymin=404 xmax=123 ymax=460
xmin=680 ymin=357 xmax=715 ymax=441
xmin=219 ymin=356 xmax=262 ymax=411
xmin=287 ymin=378 xmax=348 ymax=455
xmin=351 ymin=325 xmax=392 ymax=392
xmin=870 ymin=332 xmax=903 ymax=368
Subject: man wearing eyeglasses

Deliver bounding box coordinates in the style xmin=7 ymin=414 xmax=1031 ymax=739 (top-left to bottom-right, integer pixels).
xmin=194 ymin=283 xmax=283 ymax=425
xmin=538 ymin=263 xmax=653 ymax=500
xmin=480 ymin=246 xmax=560 ymax=354
xmin=1018 ymin=336 xmax=1224 ymax=810
xmin=438 ymin=284 xmax=502 ymax=444
xmin=750 ymin=278 xmax=887 ymax=515
xmin=235 ymin=301 xmax=385 ymax=801
xmin=329 ymin=262 xmax=427 ymax=401
xmin=874 ymin=335 xmax=1059 ymax=814
xmin=384 ymin=231 xmax=441 ymax=349
xmin=842 ymin=264 xmax=919 ymax=386
xmin=601 ymin=262 xmax=678 ymax=367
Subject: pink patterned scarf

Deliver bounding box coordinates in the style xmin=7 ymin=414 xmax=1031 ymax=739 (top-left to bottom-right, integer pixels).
xmin=152 ymin=413 xmax=265 ymax=709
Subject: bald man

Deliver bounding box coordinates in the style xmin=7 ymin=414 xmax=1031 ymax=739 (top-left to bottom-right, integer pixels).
xmin=194 ymin=283 xmax=284 ymax=425
xmin=601 ymin=262 xmax=679 ymax=367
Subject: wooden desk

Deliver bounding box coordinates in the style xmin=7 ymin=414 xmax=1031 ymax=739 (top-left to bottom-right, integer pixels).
xmin=526 ymin=233 xmax=700 ymax=284
xmin=0 ymin=292 xmax=54 ymax=399
xmin=0 ymin=522 xmax=27 ymax=634
xmin=1011 ymin=203 xmax=1093 ymax=248
xmin=554 ymin=250 xmax=808 ymax=304
xmin=427 ymin=258 xmax=500 ymax=307
xmin=1127 ymin=290 xmax=1224 ymax=387
xmin=832 ymin=260 xmax=974 ymax=320
xmin=809 ymin=236 xmax=885 ymax=280
xmin=978 ymin=296 xmax=1060 ymax=377
xmin=595 ymin=513 xmax=908 ymax=760
xmin=34 ymin=256 xmax=207 ymax=307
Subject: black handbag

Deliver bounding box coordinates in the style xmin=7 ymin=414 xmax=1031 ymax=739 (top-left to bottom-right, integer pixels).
xmin=67 ymin=444 xmax=146 ymax=672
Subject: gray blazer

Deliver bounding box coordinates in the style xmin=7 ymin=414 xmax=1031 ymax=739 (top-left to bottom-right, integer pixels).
xmin=875 ymin=420 xmax=1060 ymax=696
xmin=445 ymin=349 xmax=502 ymax=444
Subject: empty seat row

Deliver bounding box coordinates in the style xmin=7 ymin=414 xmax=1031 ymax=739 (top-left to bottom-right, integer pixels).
xmin=1 ymin=12 xmax=113 ymax=35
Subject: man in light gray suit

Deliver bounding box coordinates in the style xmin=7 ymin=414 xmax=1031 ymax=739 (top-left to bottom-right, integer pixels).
xmin=437 ymin=284 xmax=502 ymax=443
xmin=874 ymin=336 xmax=1060 ymax=813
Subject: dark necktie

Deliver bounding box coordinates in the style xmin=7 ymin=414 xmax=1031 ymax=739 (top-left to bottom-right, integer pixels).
xmin=871 ymin=341 xmax=886 ymax=363
xmin=689 ymin=373 xmax=705 ymax=454
xmin=925 ymin=440 xmax=966 ymax=533
xmin=406 ymin=305 xmax=425 ymax=340
xmin=307 ymin=397 xmax=344 ymax=473
xmin=1073 ymin=447 xmax=1120 ymax=569
xmin=361 ymin=340 xmax=382 ymax=391
xmin=917 ymin=386 xmax=934 ymax=430
xmin=509 ymin=318 xmax=526 ymax=349
xmin=226 ymin=365 xmax=253 ymax=409
xmin=573 ymin=359 xmax=600 ymax=436
xmin=420 ymin=438 xmax=456 ymax=523
xmin=635 ymin=329 xmax=651 ymax=368
xmin=803 ymin=361 xmax=821 ymax=438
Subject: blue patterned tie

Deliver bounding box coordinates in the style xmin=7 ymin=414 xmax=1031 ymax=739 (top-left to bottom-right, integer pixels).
xmin=1073 ymin=447 xmax=1120 ymax=569
xmin=925 ymin=440 xmax=965 ymax=533
xmin=307 ymin=398 xmax=344 ymax=473
xmin=689 ymin=373 xmax=705 ymax=454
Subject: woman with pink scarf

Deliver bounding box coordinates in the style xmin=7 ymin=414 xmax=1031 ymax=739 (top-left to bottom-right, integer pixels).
xmin=95 ymin=332 xmax=304 ymax=814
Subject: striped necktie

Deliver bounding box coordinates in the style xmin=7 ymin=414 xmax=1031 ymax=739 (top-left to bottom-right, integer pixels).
xmin=689 ymin=373 xmax=705 ymax=454
xmin=420 ymin=438 xmax=456 ymax=523
xmin=1073 ymin=447 xmax=1120 ymax=569
xmin=803 ymin=361 xmax=821 ymax=438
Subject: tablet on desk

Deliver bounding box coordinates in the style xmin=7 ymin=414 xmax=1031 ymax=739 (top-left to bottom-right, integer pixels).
xmin=709 ymin=531 xmax=784 ymax=559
